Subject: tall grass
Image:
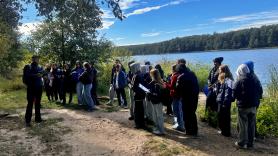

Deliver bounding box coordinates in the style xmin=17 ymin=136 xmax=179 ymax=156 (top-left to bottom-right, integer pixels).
xmin=256 ymin=65 xmax=278 ymax=136
xmin=160 ymin=60 xmax=210 ymax=90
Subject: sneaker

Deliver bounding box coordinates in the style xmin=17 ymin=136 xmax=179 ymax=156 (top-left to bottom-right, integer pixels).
xmin=172 ymin=123 xmax=179 ymax=129
xmin=128 ymin=116 xmax=134 ymax=120
xmin=124 ymin=106 xmax=128 ymax=109
xmin=153 ymin=130 xmax=165 ymax=136
xmin=174 ymin=127 xmax=186 ymax=132
xmin=235 ymin=142 xmax=247 ymax=149
xmin=217 ymin=130 xmax=222 ymax=134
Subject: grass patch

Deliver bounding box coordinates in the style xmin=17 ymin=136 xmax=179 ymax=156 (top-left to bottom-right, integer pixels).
xmin=143 ymin=138 xmax=190 ymax=156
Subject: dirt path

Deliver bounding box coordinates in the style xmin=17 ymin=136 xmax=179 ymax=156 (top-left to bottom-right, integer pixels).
xmin=1 ymin=94 xmax=278 ymax=156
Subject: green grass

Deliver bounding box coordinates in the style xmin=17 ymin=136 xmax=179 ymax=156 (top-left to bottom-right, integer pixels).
xmin=143 ymin=138 xmax=190 ymax=156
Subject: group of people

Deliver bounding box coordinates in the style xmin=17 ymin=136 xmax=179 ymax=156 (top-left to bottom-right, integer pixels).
xmin=206 ymin=57 xmax=263 ymax=149
xmin=23 ymin=56 xmax=100 ymax=127
xmin=23 ymin=54 xmax=263 ymax=149
xmin=107 ymin=59 xmax=199 ymax=136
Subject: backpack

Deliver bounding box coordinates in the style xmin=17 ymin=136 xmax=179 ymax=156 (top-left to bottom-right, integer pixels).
xmin=22 ymin=64 xmax=31 ymax=85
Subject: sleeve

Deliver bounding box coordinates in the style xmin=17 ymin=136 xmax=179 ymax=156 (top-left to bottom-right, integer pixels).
xmin=224 ymin=84 xmax=233 ymax=105
xmin=232 ymin=81 xmax=240 ymax=102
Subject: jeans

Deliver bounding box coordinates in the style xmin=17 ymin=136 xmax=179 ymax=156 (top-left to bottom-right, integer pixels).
xmin=115 ymin=88 xmax=127 ymax=106
xmin=152 ymin=103 xmax=165 ymax=133
xmin=82 ymin=84 xmax=95 ymax=110
xmin=25 ymin=86 xmax=42 ymax=123
xmin=238 ymin=107 xmax=256 ymax=146
xmin=172 ymin=98 xmax=184 ymax=129
xmin=145 ymin=98 xmax=155 ymax=122
xmin=108 ymin=85 xmax=115 ymax=104
xmin=129 ymin=88 xmax=135 ymax=117
xmin=76 ymin=82 xmax=83 ymax=104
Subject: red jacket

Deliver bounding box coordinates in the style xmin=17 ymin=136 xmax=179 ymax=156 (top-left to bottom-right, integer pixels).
xmin=165 ymin=72 xmax=180 ymax=98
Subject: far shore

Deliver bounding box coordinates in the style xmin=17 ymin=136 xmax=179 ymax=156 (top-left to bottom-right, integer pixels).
xmin=131 ymin=46 xmax=278 ymax=56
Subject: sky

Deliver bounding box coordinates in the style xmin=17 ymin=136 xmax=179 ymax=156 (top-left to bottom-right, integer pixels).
xmin=19 ymin=0 xmax=278 ymax=46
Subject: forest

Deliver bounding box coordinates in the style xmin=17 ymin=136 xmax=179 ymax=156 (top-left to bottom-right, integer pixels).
xmin=121 ymin=24 xmax=278 ymax=55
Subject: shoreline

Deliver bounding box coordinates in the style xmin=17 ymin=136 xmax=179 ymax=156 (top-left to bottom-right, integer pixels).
xmin=131 ymin=46 xmax=278 ymax=56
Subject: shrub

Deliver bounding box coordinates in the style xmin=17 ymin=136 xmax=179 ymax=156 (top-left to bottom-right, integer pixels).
xmin=256 ymin=65 xmax=278 ymax=136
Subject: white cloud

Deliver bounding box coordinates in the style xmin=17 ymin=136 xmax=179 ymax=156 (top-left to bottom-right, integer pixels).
xmin=214 ymin=11 xmax=278 ymax=23
xmin=214 ymin=10 xmax=278 ymax=31
xmin=119 ymin=0 xmax=140 ymax=10
xmin=230 ymin=19 xmax=278 ymax=31
xmin=115 ymin=37 xmax=125 ymax=41
xmin=101 ymin=20 xmax=115 ymax=29
xmin=18 ymin=22 xmax=41 ymax=35
xmin=126 ymin=0 xmax=186 ymax=17
xmin=141 ymin=32 xmax=161 ymax=37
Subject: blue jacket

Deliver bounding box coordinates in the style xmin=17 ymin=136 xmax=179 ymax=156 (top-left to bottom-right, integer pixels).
xmin=113 ymin=70 xmax=127 ymax=89
xmin=71 ymin=67 xmax=84 ymax=83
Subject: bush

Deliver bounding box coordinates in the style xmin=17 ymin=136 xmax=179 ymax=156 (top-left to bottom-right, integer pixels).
xmin=256 ymin=65 xmax=278 ymax=136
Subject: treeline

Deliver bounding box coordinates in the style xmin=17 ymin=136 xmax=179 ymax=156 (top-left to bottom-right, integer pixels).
xmin=121 ymin=24 xmax=278 ymax=55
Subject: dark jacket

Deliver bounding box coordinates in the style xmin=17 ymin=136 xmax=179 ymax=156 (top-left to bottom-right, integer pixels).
xmin=176 ymin=67 xmax=199 ymax=100
xmin=131 ymin=73 xmax=146 ymax=100
xmin=208 ymin=66 xmax=219 ymax=87
xmin=23 ymin=62 xmax=44 ymax=88
xmin=71 ymin=67 xmax=84 ymax=83
xmin=113 ymin=70 xmax=127 ymax=89
xmin=79 ymin=68 xmax=94 ymax=85
xmin=215 ymin=78 xmax=233 ymax=107
xmin=233 ymin=74 xmax=263 ymax=108
xmin=110 ymin=65 xmax=126 ymax=84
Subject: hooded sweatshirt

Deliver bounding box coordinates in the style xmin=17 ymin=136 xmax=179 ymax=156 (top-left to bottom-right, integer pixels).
xmin=233 ymin=64 xmax=263 ymax=108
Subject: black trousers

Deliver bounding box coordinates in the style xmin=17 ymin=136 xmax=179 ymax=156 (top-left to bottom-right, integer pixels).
xmin=182 ymin=97 xmax=198 ymax=135
xmin=115 ymin=88 xmax=127 ymax=106
xmin=25 ymin=87 xmax=42 ymax=123
xmin=218 ymin=103 xmax=231 ymax=137
xmin=91 ymin=83 xmax=99 ymax=105
xmin=134 ymin=100 xmax=145 ymax=128
xmin=45 ymin=84 xmax=53 ymax=101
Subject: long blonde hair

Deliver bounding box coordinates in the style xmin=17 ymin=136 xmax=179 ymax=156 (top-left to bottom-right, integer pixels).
xmin=150 ymin=69 xmax=164 ymax=85
xmin=218 ymin=65 xmax=233 ymax=84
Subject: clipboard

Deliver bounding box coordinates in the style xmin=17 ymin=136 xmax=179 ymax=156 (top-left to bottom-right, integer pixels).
xmin=139 ymin=83 xmax=150 ymax=93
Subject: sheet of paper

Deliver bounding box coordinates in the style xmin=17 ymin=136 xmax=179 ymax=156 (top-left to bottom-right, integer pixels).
xmin=139 ymin=83 xmax=150 ymax=93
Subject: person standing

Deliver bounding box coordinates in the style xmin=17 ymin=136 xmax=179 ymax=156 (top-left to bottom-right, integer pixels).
xmin=127 ymin=61 xmax=135 ymax=120
xmin=206 ymin=57 xmax=223 ymax=126
xmin=107 ymin=59 xmax=125 ymax=105
xmin=214 ymin=65 xmax=234 ymax=137
xmin=244 ymin=61 xmax=263 ymax=138
xmin=176 ymin=63 xmax=199 ymax=136
xmin=113 ymin=64 xmax=128 ymax=108
xmin=147 ymin=69 xmax=166 ymax=135
xmin=22 ymin=55 xmax=44 ymax=127
xmin=43 ymin=64 xmax=54 ymax=102
xmin=130 ymin=62 xmax=146 ymax=129
xmin=71 ymin=61 xmax=84 ymax=105
xmin=64 ymin=64 xmax=73 ymax=104
xmin=165 ymin=64 xmax=185 ymax=132
xmin=91 ymin=62 xmax=100 ymax=106
xmin=233 ymin=64 xmax=263 ymax=149
xmin=79 ymin=62 xmax=95 ymax=111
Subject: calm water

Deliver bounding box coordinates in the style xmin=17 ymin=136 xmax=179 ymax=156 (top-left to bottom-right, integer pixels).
xmin=132 ymin=48 xmax=278 ymax=86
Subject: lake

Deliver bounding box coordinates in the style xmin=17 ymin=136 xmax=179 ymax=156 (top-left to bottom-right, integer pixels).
xmin=132 ymin=48 xmax=278 ymax=86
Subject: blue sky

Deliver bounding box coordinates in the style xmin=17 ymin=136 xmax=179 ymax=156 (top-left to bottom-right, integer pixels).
xmin=20 ymin=0 xmax=278 ymax=46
